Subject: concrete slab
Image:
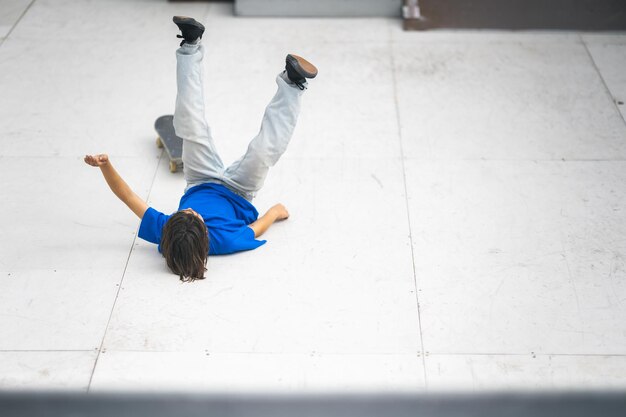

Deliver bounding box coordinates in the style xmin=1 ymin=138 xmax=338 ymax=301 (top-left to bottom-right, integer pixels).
xmin=205 ymin=4 xmax=393 ymax=44
xmin=102 ymin=158 xmax=420 ymax=355
xmin=392 ymin=39 xmax=626 ymax=160
xmin=0 ymin=268 xmax=120 ymax=350
xmin=8 ymin=0 xmax=210 ymax=42
xmin=0 ymin=351 xmax=96 ymax=391
xmin=0 ymin=0 xmax=30 ymax=39
xmin=201 ymin=41 xmax=401 ymax=163
xmin=405 ymin=159 xmax=626 ymax=355
xmin=583 ymin=34 xmax=626 ymax=121
xmin=0 ymin=37 xmax=173 ymax=158
xmin=0 ymin=157 xmax=155 ymax=270
xmin=91 ymin=351 xmax=424 ymax=393
xmin=426 ymin=354 xmax=626 ymax=390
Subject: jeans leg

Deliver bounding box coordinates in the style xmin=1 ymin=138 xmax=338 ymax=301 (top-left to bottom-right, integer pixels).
xmin=222 ymin=73 xmax=305 ymax=200
xmin=174 ymin=42 xmax=224 ymax=191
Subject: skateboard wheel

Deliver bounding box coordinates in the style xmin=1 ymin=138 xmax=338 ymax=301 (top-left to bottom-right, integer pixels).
xmin=169 ymin=161 xmax=178 ymax=173
xmin=156 ymin=137 xmax=163 ymax=149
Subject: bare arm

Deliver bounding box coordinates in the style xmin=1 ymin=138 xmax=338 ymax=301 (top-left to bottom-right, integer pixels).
xmin=248 ymin=204 xmax=289 ymax=238
xmin=84 ymin=154 xmax=148 ymax=219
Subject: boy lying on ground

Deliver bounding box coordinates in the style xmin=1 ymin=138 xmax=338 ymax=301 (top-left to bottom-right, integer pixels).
xmin=85 ymin=16 xmax=317 ymax=282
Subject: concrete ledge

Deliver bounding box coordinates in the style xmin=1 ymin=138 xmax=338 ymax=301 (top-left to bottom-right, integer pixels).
xmin=2 ymin=392 xmax=626 ymax=417
xmin=405 ymin=0 xmax=626 ymax=30
xmin=235 ymin=0 xmax=402 ymax=17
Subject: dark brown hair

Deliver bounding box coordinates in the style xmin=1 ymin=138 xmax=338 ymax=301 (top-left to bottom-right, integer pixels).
xmin=160 ymin=211 xmax=209 ymax=282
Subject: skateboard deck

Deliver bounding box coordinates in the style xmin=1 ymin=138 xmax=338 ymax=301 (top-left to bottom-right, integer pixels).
xmin=155 ymin=115 xmax=183 ymax=173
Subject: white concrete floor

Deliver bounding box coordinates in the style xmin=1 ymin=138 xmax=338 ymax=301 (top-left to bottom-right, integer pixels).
xmin=0 ymin=0 xmax=625 ymax=393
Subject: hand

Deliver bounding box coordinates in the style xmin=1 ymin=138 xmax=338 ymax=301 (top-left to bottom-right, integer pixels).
xmin=270 ymin=203 xmax=289 ymax=221
xmin=84 ymin=154 xmax=109 ymax=167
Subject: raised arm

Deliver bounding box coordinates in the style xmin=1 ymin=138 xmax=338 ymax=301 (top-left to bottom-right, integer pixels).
xmin=248 ymin=203 xmax=289 ymax=238
xmin=84 ymin=154 xmax=148 ymax=219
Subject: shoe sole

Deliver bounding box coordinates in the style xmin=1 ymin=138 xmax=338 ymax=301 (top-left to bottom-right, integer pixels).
xmin=172 ymin=16 xmax=205 ymax=31
xmin=288 ymin=54 xmax=318 ymax=78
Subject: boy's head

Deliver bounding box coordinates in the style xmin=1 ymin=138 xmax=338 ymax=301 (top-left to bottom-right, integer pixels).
xmin=160 ymin=209 xmax=208 ymax=282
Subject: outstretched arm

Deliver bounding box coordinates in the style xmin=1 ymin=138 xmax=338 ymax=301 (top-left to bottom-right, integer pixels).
xmin=248 ymin=203 xmax=289 ymax=238
xmin=84 ymin=154 xmax=148 ymax=219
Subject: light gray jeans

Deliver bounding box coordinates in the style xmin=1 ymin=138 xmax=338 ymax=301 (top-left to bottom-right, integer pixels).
xmin=173 ymin=42 xmax=306 ymax=201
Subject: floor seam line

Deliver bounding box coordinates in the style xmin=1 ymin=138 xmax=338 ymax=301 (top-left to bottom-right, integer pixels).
xmin=579 ymin=33 xmax=626 ymax=127
xmin=0 ymin=0 xmax=36 ymax=49
xmin=0 ymin=350 xmax=98 ymax=353
xmin=425 ymin=352 xmax=626 ymax=357
xmin=388 ymin=22 xmax=429 ymax=389
xmin=86 ymin=152 xmax=164 ymax=391
xmin=88 ymin=350 xmax=427 ymax=355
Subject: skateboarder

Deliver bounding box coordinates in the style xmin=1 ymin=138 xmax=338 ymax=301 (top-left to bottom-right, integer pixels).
xmin=84 ymin=16 xmax=317 ymax=282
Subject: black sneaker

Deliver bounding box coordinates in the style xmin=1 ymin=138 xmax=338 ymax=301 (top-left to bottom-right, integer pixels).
xmin=285 ymin=54 xmax=318 ymax=90
xmin=173 ymin=16 xmax=205 ymax=46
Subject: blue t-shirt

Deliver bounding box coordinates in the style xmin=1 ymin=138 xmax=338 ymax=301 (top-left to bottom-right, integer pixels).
xmin=138 ymin=183 xmax=266 ymax=255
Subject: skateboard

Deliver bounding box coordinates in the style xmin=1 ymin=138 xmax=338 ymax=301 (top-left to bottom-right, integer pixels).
xmin=155 ymin=115 xmax=183 ymax=173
